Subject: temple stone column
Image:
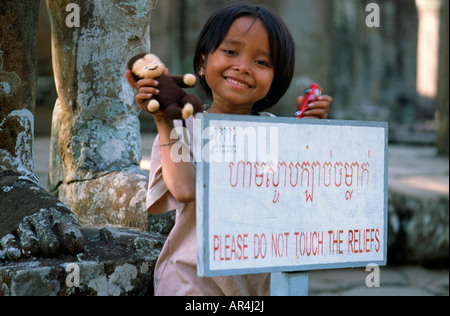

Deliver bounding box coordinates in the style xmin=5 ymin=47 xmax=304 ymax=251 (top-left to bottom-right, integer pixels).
xmin=0 ymin=1 xmax=39 ymax=176
xmin=416 ymin=0 xmax=441 ymax=114
xmin=1 ymin=0 xmax=83 ymax=260
xmin=437 ymin=0 xmax=449 ymax=156
xmin=46 ymin=0 xmax=155 ymax=229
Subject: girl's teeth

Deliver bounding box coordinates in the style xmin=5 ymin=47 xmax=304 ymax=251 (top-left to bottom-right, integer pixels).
xmin=227 ymin=78 xmax=249 ymax=88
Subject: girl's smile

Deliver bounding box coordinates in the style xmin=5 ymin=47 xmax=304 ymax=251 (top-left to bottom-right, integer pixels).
xmin=225 ymin=77 xmax=252 ymax=89
xmin=200 ymin=17 xmax=274 ymax=115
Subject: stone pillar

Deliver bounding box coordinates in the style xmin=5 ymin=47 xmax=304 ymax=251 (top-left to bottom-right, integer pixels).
xmin=329 ymin=0 xmax=419 ymax=122
xmin=1 ymin=0 xmax=83 ymax=260
xmin=0 ymin=1 xmax=39 ymax=176
xmin=437 ymin=0 xmax=449 ymax=156
xmin=46 ymin=0 xmax=155 ymax=229
xmin=416 ymin=0 xmax=441 ymax=115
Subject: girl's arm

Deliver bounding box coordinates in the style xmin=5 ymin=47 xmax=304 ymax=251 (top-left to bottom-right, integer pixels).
xmin=151 ymin=112 xmax=196 ymax=204
xmin=127 ymin=70 xmax=196 ymax=204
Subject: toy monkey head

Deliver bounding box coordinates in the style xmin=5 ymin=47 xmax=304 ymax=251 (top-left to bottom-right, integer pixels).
xmin=128 ymin=53 xmax=166 ymax=82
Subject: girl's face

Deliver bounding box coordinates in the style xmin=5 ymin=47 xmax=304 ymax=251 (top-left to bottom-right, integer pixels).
xmin=200 ymin=17 xmax=274 ymax=114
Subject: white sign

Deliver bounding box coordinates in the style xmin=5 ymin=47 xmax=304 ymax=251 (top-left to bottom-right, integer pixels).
xmin=195 ymin=114 xmax=388 ymax=277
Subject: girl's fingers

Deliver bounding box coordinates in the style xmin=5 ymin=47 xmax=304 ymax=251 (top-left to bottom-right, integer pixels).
xmin=136 ymin=93 xmax=151 ymax=111
xmin=303 ymin=108 xmax=328 ymax=119
xmin=296 ymin=96 xmax=305 ymax=106
xmin=308 ymin=101 xmax=330 ymax=111
xmin=134 ymin=80 xmax=161 ymax=112
xmin=128 ymin=72 xmax=168 ymax=121
xmin=137 ymin=79 xmax=160 ymax=89
xmin=125 ymin=70 xmax=138 ymax=89
xmin=139 ymin=87 xmax=160 ymax=95
xmin=304 ymin=105 xmax=329 ymax=119
xmin=304 ymin=98 xmax=332 ymax=119
xmin=318 ymin=95 xmax=333 ymax=104
xmin=126 ymin=69 xmax=160 ymax=93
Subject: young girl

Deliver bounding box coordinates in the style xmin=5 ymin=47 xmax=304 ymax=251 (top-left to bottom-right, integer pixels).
xmin=127 ymin=3 xmax=332 ymax=296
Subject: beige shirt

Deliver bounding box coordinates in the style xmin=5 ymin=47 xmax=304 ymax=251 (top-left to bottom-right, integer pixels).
xmin=146 ymin=118 xmax=270 ymax=296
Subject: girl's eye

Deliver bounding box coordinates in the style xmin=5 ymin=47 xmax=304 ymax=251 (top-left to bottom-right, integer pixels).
xmin=256 ymin=60 xmax=271 ymax=68
xmin=223 ymin=50 xmax=237 ymax=56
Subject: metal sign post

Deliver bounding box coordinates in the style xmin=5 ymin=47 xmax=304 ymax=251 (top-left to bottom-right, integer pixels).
xmin=271 ymin=272 xmax=309 ymax=296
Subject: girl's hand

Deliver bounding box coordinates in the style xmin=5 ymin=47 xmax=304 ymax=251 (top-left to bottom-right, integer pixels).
xmin=297 ymin=95 xmax=333 ymax=119
xmin=125 ymin=69 xmax=139 ymax=89
xmin=126 ymin=69 xmax=160 ymax=113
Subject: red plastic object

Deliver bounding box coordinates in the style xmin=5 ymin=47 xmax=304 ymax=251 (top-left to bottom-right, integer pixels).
xmin=295 ymin=83 xmax=323 ymax=118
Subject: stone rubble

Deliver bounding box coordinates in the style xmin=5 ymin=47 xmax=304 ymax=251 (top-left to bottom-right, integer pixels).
xmin=0 ymin=227 xmax=164 ymax=296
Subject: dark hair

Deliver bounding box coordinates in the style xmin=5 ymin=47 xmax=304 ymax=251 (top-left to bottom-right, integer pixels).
xmin=193 ymin=3 xmax=295 ymax=114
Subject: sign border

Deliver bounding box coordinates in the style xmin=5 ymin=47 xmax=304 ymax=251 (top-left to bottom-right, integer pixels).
xmin=196 ymin=113 xmax=388 ymax=277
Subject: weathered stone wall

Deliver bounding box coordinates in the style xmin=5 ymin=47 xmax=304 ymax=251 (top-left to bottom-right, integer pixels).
xmin=150 ymin=0 xmax=420 ymax=124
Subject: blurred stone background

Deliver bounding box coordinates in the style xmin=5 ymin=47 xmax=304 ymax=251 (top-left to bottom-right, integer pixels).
xmin=36 ymin=0 xmax=449 ymax=156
